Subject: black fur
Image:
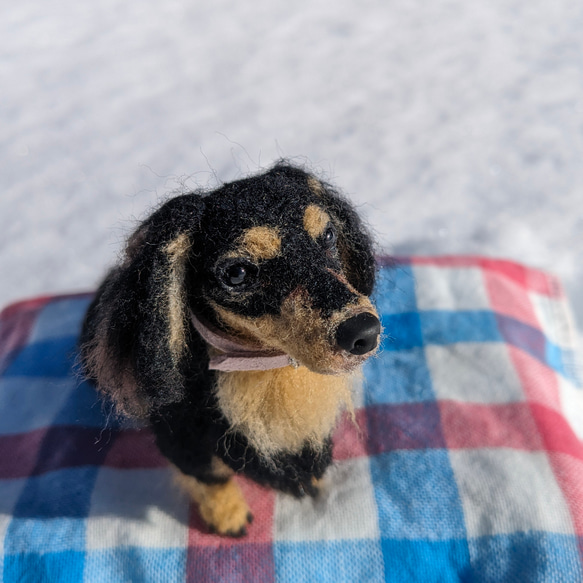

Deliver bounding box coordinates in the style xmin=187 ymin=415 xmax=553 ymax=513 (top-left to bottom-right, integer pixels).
xmin=80 ymin=162 xmax=376 ymax=497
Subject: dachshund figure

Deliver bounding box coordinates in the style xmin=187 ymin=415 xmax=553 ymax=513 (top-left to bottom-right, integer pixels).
xmin=80 ymin=162 xmax=381 ymax=536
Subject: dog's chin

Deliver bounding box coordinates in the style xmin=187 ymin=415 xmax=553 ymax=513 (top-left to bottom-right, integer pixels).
xmin=295 ymin=351 xmax=371 ymax=376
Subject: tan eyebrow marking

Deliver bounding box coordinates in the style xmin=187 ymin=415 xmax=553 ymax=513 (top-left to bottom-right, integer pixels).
xmin=238 ymin=226 xmax=281 ymax=260
xmin=303 ymin=204 xmax=330 ymax=240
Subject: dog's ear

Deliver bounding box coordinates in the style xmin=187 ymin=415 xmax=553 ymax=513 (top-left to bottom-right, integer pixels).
xmin=312 ymin=179 xmax=376 ymax=296
xmin=81 ymin=194 xmax=205 ymax=417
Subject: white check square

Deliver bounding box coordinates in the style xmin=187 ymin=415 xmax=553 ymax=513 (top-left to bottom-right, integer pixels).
xmin=414 ymin=266 xmax=491 ymax=312
xmin=425 ymin=342 xmax=524 ymax=403
xmin=274 ymin=457 xmax=379 ymax=542
xmin=86 ymin=468 xmax=188 ymax=550
xmin=529 ymin=292 xmax=574 ymax=349
xmin=557 ymin=376 xmax=583 ymax=440
xmin=450 ymin=449 xmax=573 ymax=537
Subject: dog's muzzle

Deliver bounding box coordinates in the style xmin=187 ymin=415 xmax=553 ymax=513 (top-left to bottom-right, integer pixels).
xmin=335 ymin=312 xmax=381 ymax=356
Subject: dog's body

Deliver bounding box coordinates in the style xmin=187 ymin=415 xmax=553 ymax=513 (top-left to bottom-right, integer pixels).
xmin=80 ymin=163 xmax=380 ymax=536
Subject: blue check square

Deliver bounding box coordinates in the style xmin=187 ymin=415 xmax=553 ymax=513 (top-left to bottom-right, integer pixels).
xmin=4 ymin=550 xmax=85 ymax=582
xmin=364 ymin=347 xmax=434 ymax=404
xmin=12 ymin=466 xmax=99 ymax=519
xmin=373 ymin=264 xmax=418 ymax=315
xmin=371 ymin=450 xmax=467 ymax=540
xmin=381 ymin=539 xmax=470 ymax=583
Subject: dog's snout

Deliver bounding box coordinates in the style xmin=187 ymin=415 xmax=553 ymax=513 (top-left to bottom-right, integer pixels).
xmin=335 ymin=313 xmax=381 ymax=356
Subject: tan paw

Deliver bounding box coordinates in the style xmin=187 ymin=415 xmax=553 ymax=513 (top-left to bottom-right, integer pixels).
xmin=174 ymin=469 xmax=253 ymax=537
xmin=198 ymin=480 xmax=253 ymax=537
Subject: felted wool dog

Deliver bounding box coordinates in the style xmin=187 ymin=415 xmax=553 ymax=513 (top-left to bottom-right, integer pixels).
xmin=80 ymin=162 xmax=381 ymax=536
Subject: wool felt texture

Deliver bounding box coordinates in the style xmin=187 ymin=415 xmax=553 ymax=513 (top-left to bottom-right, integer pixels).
xmin=80 ymin=162 xmax=376 ymax=402
xmin=1 ymin=256 xmax=582 ymax=581
xmin=79 ymin=163 xmax=380 ymax=532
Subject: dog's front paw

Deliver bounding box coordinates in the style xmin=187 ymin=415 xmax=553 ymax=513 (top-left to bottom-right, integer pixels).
xmin=196 ymin=480 xmax=253 ymax=537
xmin=285 ymin=475 xmax=323 ymax=499
xmin=174 ymin=469 xmax=253 ymax=537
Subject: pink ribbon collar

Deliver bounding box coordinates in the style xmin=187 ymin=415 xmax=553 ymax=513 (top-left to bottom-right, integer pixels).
xmin=190 ymin=312 xmax=293 ymax=372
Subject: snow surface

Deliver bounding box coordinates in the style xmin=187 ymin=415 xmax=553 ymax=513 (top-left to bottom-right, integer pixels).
xmin=2 ymin=0 xmax=583 ymax=337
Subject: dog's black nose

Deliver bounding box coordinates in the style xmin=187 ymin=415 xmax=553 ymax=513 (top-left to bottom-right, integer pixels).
xmin=335 ymin=313 xmax=381 ymax=355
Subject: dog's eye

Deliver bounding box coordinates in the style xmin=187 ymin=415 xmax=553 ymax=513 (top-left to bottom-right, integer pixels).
xmin=217 ymin=259 xmax=258 ymax=290
xmin=226 ymin=264 xmax=248 ymax=286
xmin=322 ymin=225 xmax=337 ymax=249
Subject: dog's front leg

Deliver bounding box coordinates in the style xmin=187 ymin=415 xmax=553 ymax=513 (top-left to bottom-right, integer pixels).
xmin=174 ymin=461 xmax=253 ymax=537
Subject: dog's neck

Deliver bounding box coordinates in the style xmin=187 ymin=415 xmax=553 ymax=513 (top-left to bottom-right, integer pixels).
xmin=190 ymin=311 xmax=293 ymax=372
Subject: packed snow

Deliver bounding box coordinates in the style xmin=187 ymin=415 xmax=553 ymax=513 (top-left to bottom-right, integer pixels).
xmin=2 ymin=0 xmax=582 ymax=338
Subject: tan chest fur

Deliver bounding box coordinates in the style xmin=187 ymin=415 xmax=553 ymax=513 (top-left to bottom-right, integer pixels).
xmin=215 ymin=365 xmax=353 ymax=457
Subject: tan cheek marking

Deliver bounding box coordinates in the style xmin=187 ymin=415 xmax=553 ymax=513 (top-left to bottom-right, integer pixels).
xmin=303 ymin=204 xmax=330 ymax=240
xmin=237 ymin=226 xmax=281 ymax=261
xmin=212 ymin=301 xmax=338 ymax=371
xmin=212 ymin=304 xmax=281 ymax=348
xmin=307 ymin=176 xmax=325 ymax=196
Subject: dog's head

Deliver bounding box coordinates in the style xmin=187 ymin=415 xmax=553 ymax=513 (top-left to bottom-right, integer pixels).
xmin=82 ymin=163 xmax=379 ymax=415
xmin=189 ymin=164 xmax=380 ymax=375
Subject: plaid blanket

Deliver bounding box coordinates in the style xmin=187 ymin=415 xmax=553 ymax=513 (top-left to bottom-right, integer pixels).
xmin=1 ymin=256 xmax=582 ymax=582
